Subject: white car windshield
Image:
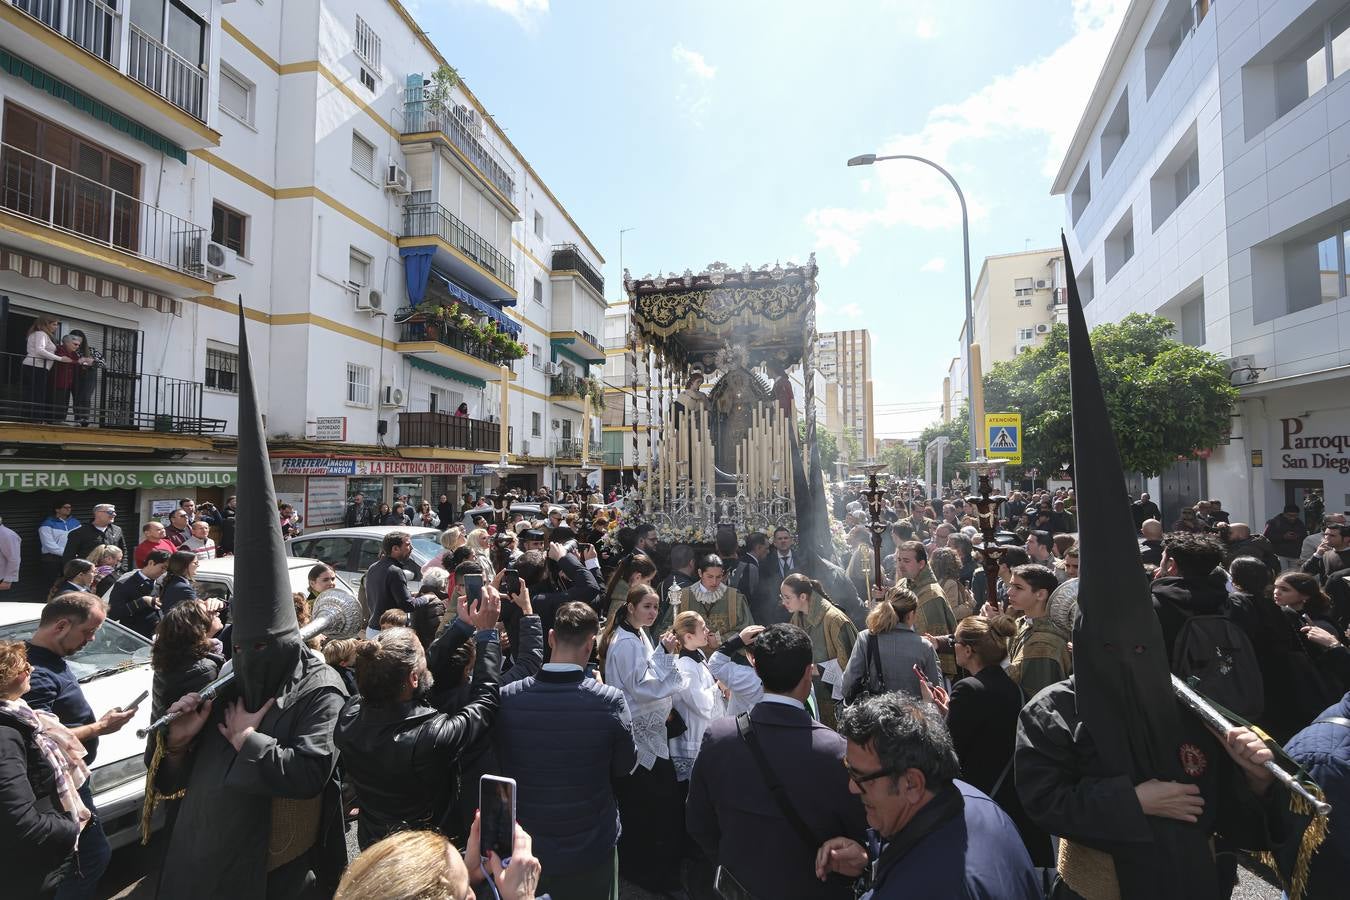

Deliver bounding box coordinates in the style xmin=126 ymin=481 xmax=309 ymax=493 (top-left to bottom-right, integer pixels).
xmin=409 ymin=534 xmax=441 ymax=565
xmin=0 ymin=618 xmax=151 ymax=682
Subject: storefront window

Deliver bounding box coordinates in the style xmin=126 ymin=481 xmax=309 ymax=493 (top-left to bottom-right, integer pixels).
xmin=429 ymin=476 xmax=458 ymax=512
xmin=393 ymin=478 xmax=425 ymax=512
xmin=347 ymin=477 xmax=384 ymax=520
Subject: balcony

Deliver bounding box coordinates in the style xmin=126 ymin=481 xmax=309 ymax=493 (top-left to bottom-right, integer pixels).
xmin=0 ymin=349 xmax=225 ymax=437
xmin=401 ymin=96 xmax=516 ymax=207
xmin=551 ymin=244 xmax=604 ymax=296
xmin=397 ymin=319 xmax=521 ymax=379
xmin=551 ymin=439 xmax=602 ymax=461
xmin=402 ymin=196 xmax=516 ymax=298
xmin=0 ymin=141 xmax=209 ymax=289
xmin=397 ymin=411 xmax=500 ymax=454
xmin=3 ymin=1 xmax=218 ymax=149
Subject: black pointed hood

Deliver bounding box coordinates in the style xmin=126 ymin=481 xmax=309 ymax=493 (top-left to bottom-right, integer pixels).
xmin=1063 ymin=234 xmax=1209 ymax=894
xmin=229 ymin=299 xmax=301 ymax=711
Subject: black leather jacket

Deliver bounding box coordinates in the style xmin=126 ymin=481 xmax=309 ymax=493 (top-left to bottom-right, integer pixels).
xmin=335 ymin=631 xmax=501 ymax=849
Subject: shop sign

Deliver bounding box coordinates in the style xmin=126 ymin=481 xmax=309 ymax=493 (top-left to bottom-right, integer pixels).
xmin=1278 ymin=417 xmax=1350 ymax=474
xmin=354 ymin=460 xmax=471 ymax=476
xmin=0 ymin=465 xmax=236 ymax=493
xmin=473 ymin=464 xmax=495 ymax=476
xmin=275 ymin=458 xmax=357 ymax=476
xmin=313 ymin=417 xmax=348 ymax=441
xmin=305 ymin=478 xmax=347 ymax=526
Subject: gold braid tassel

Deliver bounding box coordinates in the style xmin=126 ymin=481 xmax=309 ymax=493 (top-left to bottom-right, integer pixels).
xmin=139 ymin=729 xmax=186 ymax=845
xmin=1254 ymin=778 xmax=1330 ymax=900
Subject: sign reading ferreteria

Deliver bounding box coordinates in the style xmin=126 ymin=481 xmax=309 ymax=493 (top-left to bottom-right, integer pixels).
xmin=273 ymin=458 xmax=475 ymax=477
xmin=1279 ymin=417 xmax=1350 ymax=474
xmin=0 ymin=465 xmax=237 ymax=493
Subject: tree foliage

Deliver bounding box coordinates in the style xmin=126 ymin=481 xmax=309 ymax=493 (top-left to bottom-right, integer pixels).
xmin=918 ymin=413 xmax=971 ymax=473
xmin=980 ymin=313 xmax=1237 ymax=478
xmin=878 ymin=442 xmax=923 ymax=480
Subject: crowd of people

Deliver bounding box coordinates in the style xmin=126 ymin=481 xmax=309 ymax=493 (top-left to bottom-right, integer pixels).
xmin=3 ymin=473 xmax=1349 ymax=899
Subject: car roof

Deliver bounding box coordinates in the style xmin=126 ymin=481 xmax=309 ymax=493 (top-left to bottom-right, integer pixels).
xmin=195 ymin=556 xmax=326 ymax=577
xmin=291 ymin=526 xmax=440 ymax=539
xmin=0 ymin=601 xmax=44 ymax=627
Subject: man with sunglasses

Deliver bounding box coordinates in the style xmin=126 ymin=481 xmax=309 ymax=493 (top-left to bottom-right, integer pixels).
xmin=61 ymin=503 xmax=127 ymax=573
xmin=813 ymin=694 xmax=1040 ymax=899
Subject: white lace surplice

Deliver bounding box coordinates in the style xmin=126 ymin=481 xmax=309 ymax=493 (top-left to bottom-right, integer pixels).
xmin=606 ymin=628 xmax=687 ymax=771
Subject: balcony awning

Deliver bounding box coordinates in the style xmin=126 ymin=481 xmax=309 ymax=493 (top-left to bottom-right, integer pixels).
xmin=400 ymin=247 xmax=519 ymax=336
xmin=0 ymin=49 xmax=187 ymax=164
xmin=407 ymin=354 xmax=487 ymax=389
xmin=550 ymin=340 xmax=591 ymax=371
xmin=0 ymin=247 xmax=181 ymax=315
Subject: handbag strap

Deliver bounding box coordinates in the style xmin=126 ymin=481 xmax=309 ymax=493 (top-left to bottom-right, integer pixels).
xmin=736 ymin=713 xmax=821 ymax=851
xmin=866 ymin=632 xmax=883 ymax=685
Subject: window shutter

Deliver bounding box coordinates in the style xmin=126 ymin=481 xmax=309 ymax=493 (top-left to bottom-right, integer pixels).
xmin=220 ymin=71 xmax=250 ymax=121
xmin=351 ymin=133 xmax=374 ymax=178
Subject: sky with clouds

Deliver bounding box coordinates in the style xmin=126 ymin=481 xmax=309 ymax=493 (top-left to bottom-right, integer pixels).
xmin=418 ymin=0 xmax=1129 ymax=440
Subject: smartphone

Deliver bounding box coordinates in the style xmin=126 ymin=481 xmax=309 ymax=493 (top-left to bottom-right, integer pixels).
xmin=479 ymin=774 xmax=517 ymax=864
xmin=501 ymin=567 xmax=520 ymax=597
xmin=464 ymin=572 xmax=484 ymax=605
xmin=125 ymin=689 xmax=150 ymax=712
xmin=913 ymin=663 xmax=934 ymax=691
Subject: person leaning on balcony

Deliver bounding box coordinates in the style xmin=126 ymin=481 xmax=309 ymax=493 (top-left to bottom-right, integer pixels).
xmin=48 ymin=334 xmax=83 ymax=426
xmin=21 ymin=315 xmax=76 ymax=423
xmin=65 ymin=330 xmax=102 ymax=428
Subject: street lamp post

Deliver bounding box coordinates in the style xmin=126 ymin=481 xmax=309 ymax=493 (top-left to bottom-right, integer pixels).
xmin=847 ymin=153 xmax=978 ymax=462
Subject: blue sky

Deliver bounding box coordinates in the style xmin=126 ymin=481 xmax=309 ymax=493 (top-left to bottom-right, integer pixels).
xmin=412 ymin=0 xmax=1128 ymax=439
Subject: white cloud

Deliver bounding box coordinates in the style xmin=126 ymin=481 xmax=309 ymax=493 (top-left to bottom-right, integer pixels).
xmin=466 ymin=0 xmax=549 ymax=29
xmin=914 ymin=16 xmax=937 ymax=40
xmin=672 ymin=44 xmax=717 ymax=80
xmin=807 ymin=0 xmax=1129 ymax=264
xmin=838 ymin=302 xmax=863 ymax=319
xmin=920 ymin=257 xmax=947 ymax=273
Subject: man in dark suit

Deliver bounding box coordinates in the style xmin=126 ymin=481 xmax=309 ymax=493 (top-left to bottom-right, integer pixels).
xmin=62 ymin=503 xmax=128 ymax=572
xmin=1131 ymin=492 xmax=1161 ymax=531
xmin=686 ymin=624 xmax=866 ymax=899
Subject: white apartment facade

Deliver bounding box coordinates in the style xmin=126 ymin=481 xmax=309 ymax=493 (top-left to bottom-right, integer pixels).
xmin=0 ymin=0 xmax=605 ymax=597
xmin=1054 ymin=0 xmax=1350 ymax=525
xmin=817 ymin=328 xmax=876 ymax=460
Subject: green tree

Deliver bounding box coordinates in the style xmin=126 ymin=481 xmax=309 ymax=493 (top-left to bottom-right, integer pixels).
xmin=981 ymin=313 xmax=1237 ymax=477
xmin=878 ymin=442 xmax=923 ymax=480
xmin=802 ymin=420 xmax=841 ymax=478
xmin=918 ymin=412 xmax=971 ymax=474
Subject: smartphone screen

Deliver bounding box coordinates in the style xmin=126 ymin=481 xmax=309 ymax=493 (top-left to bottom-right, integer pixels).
xmin=502 ymin=567 xmax=520 ymax=596
xmin=479 ymin=775 xmax=517 ymax=863
xmin=464 ymin=572 xmax=484 ymax=605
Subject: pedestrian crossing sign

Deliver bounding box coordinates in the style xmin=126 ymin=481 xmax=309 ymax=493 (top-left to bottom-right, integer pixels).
xmin=985 ymin=413 xmax=1022 ymax=464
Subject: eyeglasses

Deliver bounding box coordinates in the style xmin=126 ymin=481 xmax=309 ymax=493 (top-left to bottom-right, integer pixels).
xmin=843 ymin=760 xmax=896 ymax=786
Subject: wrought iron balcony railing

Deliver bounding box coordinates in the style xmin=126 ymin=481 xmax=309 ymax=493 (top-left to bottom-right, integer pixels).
xmin=403 ymin=199 xmax=515 ymax=288
xmin=397 ymin=320 xmax=518 ymax=368
xmin=397 ymin=411 xmax=500 ymax=453
xmin=401 ymin=97 xmax=515 ymax=201
xmin=550 ymin=243 xmax=604 ymax=296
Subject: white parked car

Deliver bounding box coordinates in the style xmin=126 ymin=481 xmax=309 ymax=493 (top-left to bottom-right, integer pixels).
xmin=191 ymin=556 xmax=357 ymax=607
xmin=0 ymin=602 xmax=156 ymax=851
xmin=287 ymin=526 xmax=441 ymax=590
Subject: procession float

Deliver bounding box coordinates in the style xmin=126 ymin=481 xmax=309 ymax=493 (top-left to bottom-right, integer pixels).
xmin=616 ymin=257 xmax=834 ymax=563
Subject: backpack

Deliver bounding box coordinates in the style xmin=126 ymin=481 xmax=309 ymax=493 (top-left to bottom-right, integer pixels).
xmin=1170 ymin=609 xmax=1264 ymax=721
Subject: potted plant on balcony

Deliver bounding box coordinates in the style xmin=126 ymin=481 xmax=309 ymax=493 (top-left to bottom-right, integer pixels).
xmin=583 ymin=375 xmax=606 ymax=410
xmin=425 ymin=64 xmax=460 ymax=129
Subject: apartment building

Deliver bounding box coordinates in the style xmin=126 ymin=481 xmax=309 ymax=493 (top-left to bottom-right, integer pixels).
xmin=0 ymin=0 xmax=604 ymax=597
xmin=817 ymin=329 xmax=876 ymax=460
xmin=1054 ymin=0 xmax=1350 ymax=524
xmin=947 ymin=248 xmax=1068 ymax=416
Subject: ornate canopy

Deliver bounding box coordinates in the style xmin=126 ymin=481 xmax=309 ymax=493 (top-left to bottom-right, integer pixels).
xmin=625 ymin=257 xmax=818 ymax=373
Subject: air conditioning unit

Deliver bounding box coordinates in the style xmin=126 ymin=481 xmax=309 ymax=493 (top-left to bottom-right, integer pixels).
xmin=204 ymin=241 xmax=236 ymax=279
xmin=1035 ymin=323 xmax=1052 ymax=334
xmin=381 ymin=385 xmax=405 ymax=408
xmin=355 ymin=289 xmax=384 ymax=314
xmin=1035 ymin=279 xmax=1049 ymax=289
xmin=384 ymin=163 xmax=411 ymax=194
xmin=542 ymin=362 xmax=561 ymax=376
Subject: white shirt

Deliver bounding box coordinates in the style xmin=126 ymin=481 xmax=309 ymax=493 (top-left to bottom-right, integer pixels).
xmin=184 ymin=536 xmax=217 ymax=560
xmin=708 ymin=650 xmax=764 ymax=718
xmin=606 ymin=628 xmax=686 ymax=771
xmin=758 ymin=693 xmax=805 ymax=711
xmin=669 ymin=652 xmax=725 ymax=781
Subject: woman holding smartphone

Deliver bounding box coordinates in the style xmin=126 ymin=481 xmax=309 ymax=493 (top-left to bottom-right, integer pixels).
xmin=597 ymin=585 xmax=688 ymax=894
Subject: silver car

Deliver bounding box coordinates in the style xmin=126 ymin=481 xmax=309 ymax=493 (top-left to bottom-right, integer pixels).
xmin=286 ymin=526 xmax=441 ymax=590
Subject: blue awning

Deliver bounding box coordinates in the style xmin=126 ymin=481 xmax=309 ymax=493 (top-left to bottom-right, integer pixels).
xmin=400 ymin=248 xmax=519 ymax=336
xmin=407 ymin=355 xmax=487 ymax=389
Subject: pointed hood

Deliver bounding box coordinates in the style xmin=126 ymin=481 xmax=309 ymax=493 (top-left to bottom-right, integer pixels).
xmin=229 ymin=299 xmax=301 ymax=711
xmin=1063 ymin=234 xmax=1210 ymax=895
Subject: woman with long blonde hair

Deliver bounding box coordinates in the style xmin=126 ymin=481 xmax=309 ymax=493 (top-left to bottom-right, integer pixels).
xmin=596 ymin=584 xmax=688 ymax=892
xmin=22 ymin=314 xmax=72 ymax=422
xmin=841 ymin=585 xmax=941 ymax=702
xmin=667 ymin=610 xmax=724 ymax=782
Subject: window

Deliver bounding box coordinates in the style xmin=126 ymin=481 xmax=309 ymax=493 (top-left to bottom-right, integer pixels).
xmin=531 ymin=411 xmax=542 ymax=437
xmin=354 ymin=15 xmax=381 ymax=70
xmin=1018 ymin=328 xmax=1035 ymax=341
xmin=351 ymin=131 xmax=375 ymax=181
xmin=1247 ymin=9 xmax=1350 ymax=137
xmin=166 ymin=0 xmax=206 ymax=68
xmin=219 ymin=64 xmax=254 ymax=125
xmin=1101 ymin=91 xmax=1129 ymax=173
xmin=205 ymin=345 xmax=239 ymax=393
xmin=211 ymin=203 xmax=247 ymax=256
xmin=1180 ymin=294 xmax=1206 ymax=346
xmin=530 ymin=344 xmax=543 ymax=370
xmin=533 ymin=212 xmax=543 ymax=238
xmin=349 ymin=249 xmax=371 ymax=289
xmin=360 ymin=68 xmax=376 ymax=92
xmin=1105 ymin=210 xmax=1134 ymax=281
xmin=1017 ymin=297 xmax=1033 ymax=307
xmin=533 ymin=278 xmax=544 ymax=304
xmin=1077 ymin=259 xmax=1096 ymax=306
xmin=1070 ymin=168 xmax=1091 ymax=226
xmin=346 ymin=363 xmax=372 ymax=406
xmin=1014 ymin=277 xmax=1034 ymax=296
xmin=1145 ymin=0 xmax=1197 ymax=98
xmin=1150 ymin=123 xmax=1199 ymax=231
